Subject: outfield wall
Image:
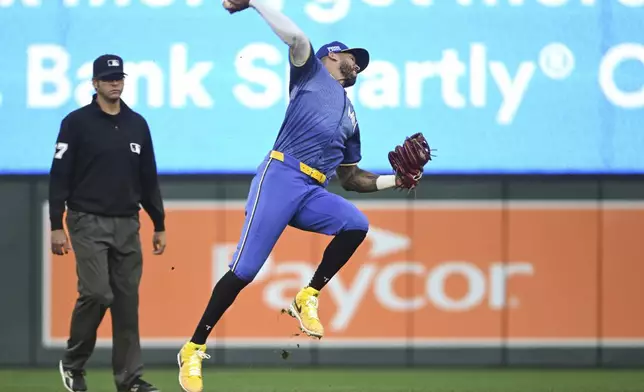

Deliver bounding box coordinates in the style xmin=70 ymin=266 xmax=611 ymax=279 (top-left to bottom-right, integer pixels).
xmin=1 ymin=175 xmax=643 ymax=368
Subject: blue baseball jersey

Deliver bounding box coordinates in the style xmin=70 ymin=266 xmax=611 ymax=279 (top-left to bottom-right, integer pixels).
xmin=272 ymin=44 xmax=361 ymax=179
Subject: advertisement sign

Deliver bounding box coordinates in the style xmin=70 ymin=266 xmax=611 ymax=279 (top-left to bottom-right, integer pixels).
xmin=2 ymin=1 xmax=644 ymax=174
xmin=41 ymin=200 xmax=644 ymax=348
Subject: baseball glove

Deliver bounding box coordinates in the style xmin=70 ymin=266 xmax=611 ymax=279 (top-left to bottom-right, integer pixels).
xmin=388 ymin=132 xmax=433 ymax=190
xmin=222 ymin=0 xmax=250 ymax=13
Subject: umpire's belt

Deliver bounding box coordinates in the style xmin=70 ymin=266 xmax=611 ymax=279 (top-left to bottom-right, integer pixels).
xmin=270 ymin=150 xmax=327 ymax=184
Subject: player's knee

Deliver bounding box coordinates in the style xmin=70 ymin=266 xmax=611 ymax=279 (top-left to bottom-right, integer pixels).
xmin=343 ymin=210 xmax=369 ymax=233
xmin=229 ymin=265 xmax=259 ymax=284
xmin=228 ymin=250 xmax=272 ymax=283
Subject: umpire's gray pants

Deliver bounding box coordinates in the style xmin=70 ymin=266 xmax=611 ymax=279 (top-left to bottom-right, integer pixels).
xmin=62 ymin=209 xmax=143 ymax=389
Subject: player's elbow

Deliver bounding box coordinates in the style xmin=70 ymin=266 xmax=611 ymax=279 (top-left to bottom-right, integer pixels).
xmin=337 ymin=166 xmax=358 ymax=191
xmin=289 ymin=34 xmax=311 ymax=66
xmin=294 ymin=32 xmax=309 ymax=46
xmin=340 ymin=182 xmax=352 ymax=192
xmin=338 ymin=174 xmax=353 ymax=192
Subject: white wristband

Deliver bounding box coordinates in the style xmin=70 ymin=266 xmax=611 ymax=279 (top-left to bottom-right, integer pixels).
xmin=376 ymin=175 xmax=397 ymax=190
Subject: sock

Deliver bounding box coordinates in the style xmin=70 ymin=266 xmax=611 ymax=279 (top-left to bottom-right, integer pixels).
xmin=191 ymin=270 xmax=249 ymax=345
xmin=308 ymin=229 xmax=367 ymax=291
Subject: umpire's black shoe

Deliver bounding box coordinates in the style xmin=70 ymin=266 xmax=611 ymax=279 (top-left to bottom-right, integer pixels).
xmin=59 ymin=360 xmax=88 ymax=392
xmin=119 ymin=377 xmax=160 ymax=392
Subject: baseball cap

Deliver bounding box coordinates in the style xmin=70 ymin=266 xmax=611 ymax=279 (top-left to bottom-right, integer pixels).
xmin=315 ymin=41 xmax=370 ymax=73
xmin=92 ymin=54 xmax=127 ymax=80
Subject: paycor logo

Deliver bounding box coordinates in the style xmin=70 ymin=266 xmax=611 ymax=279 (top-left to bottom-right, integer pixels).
xmin=211 ymin=226 xmax=535 ymax=332
xmin=43 ymin=203 xmax=644 ymax=348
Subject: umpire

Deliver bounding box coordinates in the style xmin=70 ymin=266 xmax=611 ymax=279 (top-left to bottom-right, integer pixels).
xmin=48 ymin=54 xmax=166 ymax=392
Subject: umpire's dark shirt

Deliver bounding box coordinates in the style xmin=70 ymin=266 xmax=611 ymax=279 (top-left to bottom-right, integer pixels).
xmin=48 ymin=94 xmax=165 ymax=232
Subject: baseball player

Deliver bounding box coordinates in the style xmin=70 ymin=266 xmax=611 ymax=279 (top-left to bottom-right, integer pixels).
xmin=177 ymin=1 xmax=431 ymax=391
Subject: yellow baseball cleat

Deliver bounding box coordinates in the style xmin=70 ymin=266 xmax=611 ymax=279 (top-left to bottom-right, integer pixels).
xmin=288 ymin=286 xmax=324 ymax=339
xmin=177 ymin=341 xmax=210 ymax=392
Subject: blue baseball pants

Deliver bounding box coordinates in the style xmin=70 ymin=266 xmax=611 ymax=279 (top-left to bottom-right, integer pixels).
xmin=228 ymin=152 xmax=369 ymax=282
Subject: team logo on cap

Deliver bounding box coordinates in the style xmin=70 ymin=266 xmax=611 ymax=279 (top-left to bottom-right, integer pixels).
xmin=327 ymin=45 xmax=341 ymax=52
xmin=107 ymin=59 xmax=120 ymax=67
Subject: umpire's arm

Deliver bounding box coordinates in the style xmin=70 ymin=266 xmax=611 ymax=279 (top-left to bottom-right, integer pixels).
xmin=48 ymin=117 xmax=77 ymax=231
xmin=140 ymin=120 xmax=165 ymax=233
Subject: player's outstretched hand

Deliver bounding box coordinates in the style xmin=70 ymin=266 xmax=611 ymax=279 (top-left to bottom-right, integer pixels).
xmin=222 ymin=0 xmax=250 ymax=13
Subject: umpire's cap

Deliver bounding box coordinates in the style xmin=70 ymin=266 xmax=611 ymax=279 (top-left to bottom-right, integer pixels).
xmin=315 ymin=41 xmax=370 ymax=73
xmin=93 ymin=54 xmax=127 ymax=80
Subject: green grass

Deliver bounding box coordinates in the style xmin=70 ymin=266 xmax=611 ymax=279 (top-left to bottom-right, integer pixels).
xmin=1 ymin=368 xmax=643 ymax=392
